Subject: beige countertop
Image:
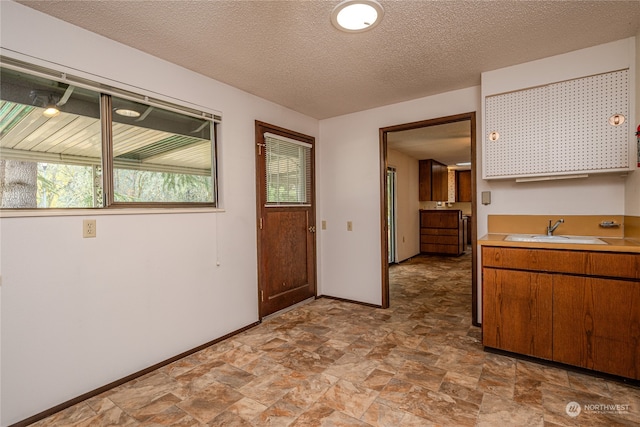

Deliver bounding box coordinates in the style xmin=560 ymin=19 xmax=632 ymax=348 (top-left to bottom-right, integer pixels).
xmin=479 ymin=233 xmax=640 ymax=253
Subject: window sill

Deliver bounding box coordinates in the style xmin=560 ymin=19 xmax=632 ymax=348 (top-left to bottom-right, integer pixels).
xmin=0 ymin=207 xmax=225 ymax=218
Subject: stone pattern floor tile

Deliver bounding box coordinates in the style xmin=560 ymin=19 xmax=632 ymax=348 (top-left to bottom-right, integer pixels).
xmin=28 ymin=252 xmax=640 ymax=426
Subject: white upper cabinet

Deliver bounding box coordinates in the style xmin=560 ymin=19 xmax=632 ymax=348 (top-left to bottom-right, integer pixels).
xmin=484 ymin=69 xmax=630 ymax=179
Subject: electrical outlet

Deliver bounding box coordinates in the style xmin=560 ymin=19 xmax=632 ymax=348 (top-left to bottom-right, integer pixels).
xmin=83 ymin=219 xmax=96 ymax=238
xmin=322 ymin=220 xmax=327 ymax=230
xmin=347 ymin=221 xmax=353 ymax=231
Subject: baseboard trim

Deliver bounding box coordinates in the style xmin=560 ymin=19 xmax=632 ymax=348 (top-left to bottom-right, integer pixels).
xmin=9 ymin=321 xmax=261 ymax=427
xmin=318 ymin=294 xmax=383 ymax=309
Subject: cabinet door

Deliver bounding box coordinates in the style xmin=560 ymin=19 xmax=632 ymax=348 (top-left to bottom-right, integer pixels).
xmin=553 ymin=276 xmax=640 ymax=379
xmin=419 ymin=159 xmax=448 ymax=201
xmin=455 ymin=170 xmax=472 ymax=202
xmin=546 ymin=71 xmax=629 ymax=174
xmin=484 ymin=85 xmax=548 ymax=178
xmin=431 ymin=161 xmax=448 ymax=201
xmin=483 ymin=268 xmax=553 ymax=359
xmin=418 ymin=160 xmax=432 ymax=201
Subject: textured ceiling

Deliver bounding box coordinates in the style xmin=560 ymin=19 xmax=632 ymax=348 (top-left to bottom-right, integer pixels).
xmin=387 ymin=120 xmax=472 ymax=166
xmin=16 ymin=0 xmax=640 ymax=120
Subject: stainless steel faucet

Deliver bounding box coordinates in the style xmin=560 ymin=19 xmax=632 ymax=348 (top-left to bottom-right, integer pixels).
xmin=547 ymin=219 xmax=564 ymax=236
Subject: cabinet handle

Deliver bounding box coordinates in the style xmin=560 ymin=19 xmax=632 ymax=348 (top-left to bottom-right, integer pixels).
xmin=599 ymin=221 xmax=620 ymax=228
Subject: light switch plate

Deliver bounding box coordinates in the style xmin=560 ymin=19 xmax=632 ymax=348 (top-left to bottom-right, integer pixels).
xmin=347 ymin=221 xmax=353 ymax=231
xmin=481 ymin=191 xmax=491 ymax=205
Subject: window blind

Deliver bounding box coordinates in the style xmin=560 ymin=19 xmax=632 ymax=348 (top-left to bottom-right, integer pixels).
xmin=264 ymin=132 xmax=311 ymax=205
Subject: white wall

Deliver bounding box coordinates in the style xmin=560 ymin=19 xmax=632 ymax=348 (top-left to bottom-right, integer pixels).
xmin=387 ymin=149 xmax=420 ymax=262
xmin=318 ymin=87 xmax=481 ymax=305
xmin=628 ymin=29 xmax=640 ymax=216
xmin=0 ymin=2 xmax=318 ymax=425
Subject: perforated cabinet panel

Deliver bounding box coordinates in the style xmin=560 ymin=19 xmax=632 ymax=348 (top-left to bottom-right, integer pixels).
xmin=485 ymin=86 xmax=548 ymax=177
xmin=484 ymin=69 xmax=629 ymax=179
xmin=547 ymin=70 xmax=628 ymax=173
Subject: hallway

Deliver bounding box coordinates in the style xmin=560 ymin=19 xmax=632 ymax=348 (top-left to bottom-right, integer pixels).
xmin=31 ymin=253 xmax=639 ymax=426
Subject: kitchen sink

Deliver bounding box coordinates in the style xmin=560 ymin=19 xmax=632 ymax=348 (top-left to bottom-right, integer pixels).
xmin=504 ymin=234 xmax=607 ymax=245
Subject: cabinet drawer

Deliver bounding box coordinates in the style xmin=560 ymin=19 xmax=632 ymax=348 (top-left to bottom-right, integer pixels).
xmin=420 ymin=212 xmax=460 ymax=228
xmin=422 ymin=235 xmax=458 ymax=245
xmin=421 ymin=243 xmax=460 ymax=254
xmin=482 ymin=246 xmax=640 ymax=280
xmin=421 ymin=228 xmax=458 ymax=236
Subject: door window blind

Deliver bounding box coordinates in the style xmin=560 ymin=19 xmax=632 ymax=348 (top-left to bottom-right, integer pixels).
xmin=264 ymin=132 xmax=311 ymax=205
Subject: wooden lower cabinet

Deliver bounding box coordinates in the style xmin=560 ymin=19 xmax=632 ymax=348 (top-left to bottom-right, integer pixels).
xmin=482 ymin=246 xmax=640 ymax=380
xmin=483 ymin=269 xmax=552 ymax=359
xmin=553 ymin=275 xmax=640 ymax=379
xmin=420 ymin=210 xmax=464 ymax=255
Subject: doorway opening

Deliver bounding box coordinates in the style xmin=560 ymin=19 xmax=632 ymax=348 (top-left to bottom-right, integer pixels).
xmin=387 ymin=167 xmax=397 ymax=264
xmin=379 ymin=112 xmax=478 ymax=325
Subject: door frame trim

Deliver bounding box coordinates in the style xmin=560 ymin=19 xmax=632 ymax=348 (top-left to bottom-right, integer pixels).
xmin=379 ymin=112 xmax=478 ymax=325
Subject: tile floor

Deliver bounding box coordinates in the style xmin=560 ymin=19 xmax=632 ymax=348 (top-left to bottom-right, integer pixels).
xmin=31 ymin=252 xmax=639 ymax=426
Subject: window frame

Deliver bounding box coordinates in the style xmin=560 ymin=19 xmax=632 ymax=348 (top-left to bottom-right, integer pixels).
xmin=0 ymin=57 xmax=220 ymax=211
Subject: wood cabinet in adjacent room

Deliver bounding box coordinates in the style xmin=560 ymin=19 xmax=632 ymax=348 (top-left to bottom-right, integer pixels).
xmin=455 ymin=170 xmax=472 ymax=202
xmin=419 ymin=159 xmax=448 ymax=201
xmin=420 ymin=210 xmax=464 ymax=255
xmin=482 ymin=246 xmax=640 ymax=380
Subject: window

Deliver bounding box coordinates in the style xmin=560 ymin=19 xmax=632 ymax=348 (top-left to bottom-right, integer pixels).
xmin=264 ymin=132 xmax=311 ymax=205
xmin=111 ymin=96 xmax=214 ymax=204
xmin=0 ymin=68 xmax=102 ymax=208
xmin=0 ymin=62 xmax=218 ymax=209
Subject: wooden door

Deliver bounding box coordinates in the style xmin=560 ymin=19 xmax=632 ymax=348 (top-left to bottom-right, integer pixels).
xmin=255 ymin=121 xmax=316 ymax=318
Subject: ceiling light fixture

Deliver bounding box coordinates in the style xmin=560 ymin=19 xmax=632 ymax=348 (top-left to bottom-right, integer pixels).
xmin=331 ymin=0 xmax=384 ymax=33
xmin=42 ymin=104 xmax=60 ymax=118
xmin=456 ymin=162 xmax=472 ymax=166
xmin=115 ymin=108 xmax=141 ymax=118
xmin=31 ymin=91 xmax=61 ymax=118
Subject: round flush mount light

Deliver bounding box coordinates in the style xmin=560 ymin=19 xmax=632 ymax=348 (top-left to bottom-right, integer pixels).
xmin=331 ymin=0 xmax=384 ymax=33
xmin=115 ymin=108 xmax=141 ymax=118
xmin=42 ymin=106 xmax=60 ymax=118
